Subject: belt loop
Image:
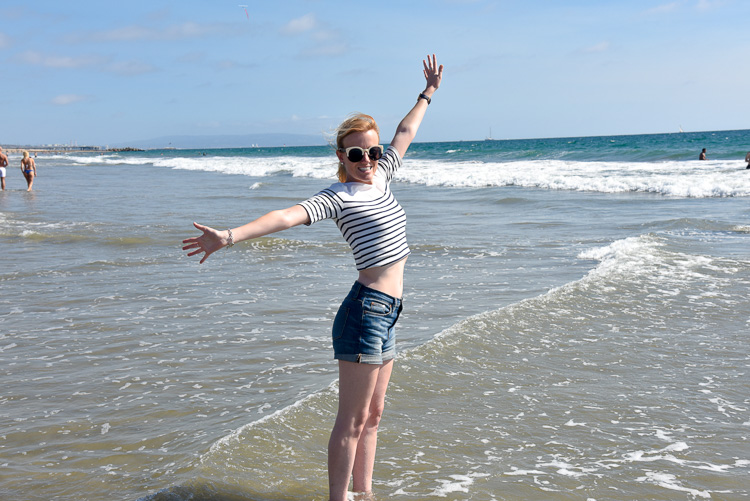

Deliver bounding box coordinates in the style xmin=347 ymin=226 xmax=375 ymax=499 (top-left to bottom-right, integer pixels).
xmin=350 ymin=281 xmax=363 ymax=299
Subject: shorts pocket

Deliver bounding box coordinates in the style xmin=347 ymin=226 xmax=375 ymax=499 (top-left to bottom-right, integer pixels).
xmin=332 ymin=305 xmax=350 ymax=341
xmin=363 ymin=298 xmax=392 ymax=317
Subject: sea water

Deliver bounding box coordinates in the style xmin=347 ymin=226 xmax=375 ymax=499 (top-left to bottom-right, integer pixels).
xmin=0 ymin=130 xmax=748 ymax=500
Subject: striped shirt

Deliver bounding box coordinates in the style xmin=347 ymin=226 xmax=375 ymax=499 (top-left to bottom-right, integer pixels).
xmin=297 ymin=146 xmax=410 ymax=270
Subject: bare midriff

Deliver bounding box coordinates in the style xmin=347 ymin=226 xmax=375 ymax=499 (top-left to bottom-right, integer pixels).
xmin=356 ymin=257 xmax=407 ymax=299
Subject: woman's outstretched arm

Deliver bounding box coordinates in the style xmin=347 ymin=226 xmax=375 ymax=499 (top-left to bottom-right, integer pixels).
xmin=182 ymin=204 xmax=310 ymax=264
xmin=390 ymin=54 xmax=444 ymax=156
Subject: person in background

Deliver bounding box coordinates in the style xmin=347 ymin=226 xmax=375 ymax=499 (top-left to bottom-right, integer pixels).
xmin=699 ymin=148 xmax=707 ymax=160
xmin=0 ymin=147 xmax=8 ymax=190
xmin=183 ymin=54 xmax=443 ymax=501
xmin=745 ymin=151 xmax=750 ymax=169
xmin=21 ymin=151 xmax=37 ymax=191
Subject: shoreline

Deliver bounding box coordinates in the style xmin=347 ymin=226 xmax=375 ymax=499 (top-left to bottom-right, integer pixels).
xmin=2 ymin=147 xmax=143 ymax=155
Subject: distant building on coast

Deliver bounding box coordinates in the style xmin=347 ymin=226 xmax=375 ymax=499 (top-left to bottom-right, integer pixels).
xmin=2 ymin=144 xmax=107 ymax=154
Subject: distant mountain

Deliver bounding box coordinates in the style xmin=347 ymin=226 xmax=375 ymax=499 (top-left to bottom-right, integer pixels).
xmin=114 ymin=133 xmax=329 ymax=149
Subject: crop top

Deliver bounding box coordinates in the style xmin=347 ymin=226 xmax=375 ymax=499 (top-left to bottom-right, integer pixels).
xmin=297 ymin=146 xmax=410 ymax=270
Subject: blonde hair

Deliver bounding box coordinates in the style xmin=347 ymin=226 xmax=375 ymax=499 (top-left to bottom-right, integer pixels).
xmin=22 ymin=151 xmax=29 ymax=159
xmin=334 ymin=113 xmax=380 ymax=183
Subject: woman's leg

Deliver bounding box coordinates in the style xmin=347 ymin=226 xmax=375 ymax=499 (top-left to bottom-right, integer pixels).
xmin=352 ymin=359 xmax=393 ymax=493
xmin=328 ymin=360 xmax=390 ymax=501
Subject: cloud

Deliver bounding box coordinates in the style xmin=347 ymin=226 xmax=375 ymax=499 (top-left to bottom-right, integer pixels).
xmin=51 ymin=94 xmax=89 ymax=106
xmin=281 ymin=13 xmax=318 ymax=35
xmin=74 ymin=22 xmax=241 ymax=43
xmin=15 ymin=50 xmax=155 ymax=76
xmin=281 ymin=14 xmax=348 ymax=58
xmin=106 ymin=60 xmax=157 ymax=75
xmin=177 ymin=52 xmax=206 ymax=64
xmin=301 ymin=43 xmax=349 ymax=58
xmin=696 ymin=0 xmax=723 ymax=11
xmin=583 ymin=41 xmax=610 ymax=53
xmin=15 ymin=50 xmax=107 ymax=69
xmin=215 ymin=59 xmax=258 ymax=70
xmin=643 ymin=2 xmax=681 ymax=15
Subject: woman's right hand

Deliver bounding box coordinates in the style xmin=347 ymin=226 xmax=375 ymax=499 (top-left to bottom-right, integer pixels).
xmin=182 ymin=222 xmax=229 ymax=264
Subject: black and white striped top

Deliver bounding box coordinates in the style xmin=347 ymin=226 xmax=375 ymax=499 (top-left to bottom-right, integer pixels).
xmin=297 ymin=146 xmax=410 ymax=270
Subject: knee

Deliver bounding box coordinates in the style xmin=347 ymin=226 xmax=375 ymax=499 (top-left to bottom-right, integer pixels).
xmin=365 ymin=404 xmax=384 ymax=430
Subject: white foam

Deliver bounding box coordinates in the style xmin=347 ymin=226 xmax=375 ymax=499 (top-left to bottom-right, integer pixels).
xmin=636 ymin=471 xmax=710 ymax=498
xmin=427 ymin=473 xmax=488 ymax=497
xmin=62 ymin=153 xmax=750 ymax=197
xmin=397 ymin=158 xmax=750 ymax=197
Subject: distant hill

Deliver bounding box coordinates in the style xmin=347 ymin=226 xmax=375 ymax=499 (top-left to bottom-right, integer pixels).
xmin=115 ymin=133 xmax=329 ymax=149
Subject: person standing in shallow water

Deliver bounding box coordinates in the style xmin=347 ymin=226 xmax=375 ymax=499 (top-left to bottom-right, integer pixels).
xmin=0 ymin=147 xmax=8 ymax=190
xmin=183 ymin=54 xmax=443 ymax=501
xmin=21 ymin=151 xmax=37 ymax=191
xmin=745 ymin=151 xmax=750 ymax=169
xmin=699 ymin=148 xmax=707 ymax=160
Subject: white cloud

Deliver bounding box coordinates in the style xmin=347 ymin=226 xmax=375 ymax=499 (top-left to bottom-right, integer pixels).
xmin=281 ymin=13 xmax=318 ymax=35
xmin=280 ymin=14 xmax=347 ymax=58
xmin=15 ymin=50 xmax=155 ymax=76
xmin=15 ymin=50 xmax=107 ymax=68
xmin=696 ymin=0 xmax=723 ymax=11
xmin=106 ymin=60 xmax=157 ymax=75
xmin=583 ymin=41 xmax=610 ymax=53
xmin=51 ymin=94 xmax=89 ymax=106
xmin=301 ymin=43 xmax=349 ymax=58
xmin=644 ymin=2 xmax=681 ymax=15
xmin=79 ymin=22 xmax=240 ymax=43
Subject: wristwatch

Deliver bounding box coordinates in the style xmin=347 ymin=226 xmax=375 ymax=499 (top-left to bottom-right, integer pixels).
xmin=418 ymin=93 xmax=431 ymax=105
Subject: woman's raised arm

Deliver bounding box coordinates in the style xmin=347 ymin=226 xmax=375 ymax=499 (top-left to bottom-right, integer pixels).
xmin=389 ymin=54 xmax=444 ymax=156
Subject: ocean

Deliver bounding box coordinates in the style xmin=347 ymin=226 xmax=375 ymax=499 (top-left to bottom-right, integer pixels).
xmin=1 ymin=129 xmax=748 ymax=500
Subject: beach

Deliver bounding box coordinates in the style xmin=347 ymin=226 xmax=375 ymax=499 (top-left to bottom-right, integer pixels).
xmin=1 ymin=129 xmax=749 ymax=500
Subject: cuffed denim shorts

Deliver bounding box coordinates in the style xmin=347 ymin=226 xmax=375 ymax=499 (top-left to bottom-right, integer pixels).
xmin=332 ymin=281 xmax=403 ymax=364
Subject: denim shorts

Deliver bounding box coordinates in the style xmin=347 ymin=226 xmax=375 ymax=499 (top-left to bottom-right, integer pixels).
xmin=332 ymin=281 xmax=403 ymax=364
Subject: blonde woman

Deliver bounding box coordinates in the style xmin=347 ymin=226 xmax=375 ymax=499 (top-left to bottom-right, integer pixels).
xmin=183 ymin=55 xmax=443 ymax=500
xmin=21 ymin=151 xmax=37 ymax=191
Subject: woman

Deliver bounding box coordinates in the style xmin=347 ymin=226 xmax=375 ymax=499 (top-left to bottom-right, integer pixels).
xmin=21 ymin=151 xmax=37 ymax=191
xmin=183 ymin=54 xmax=443 ymax=501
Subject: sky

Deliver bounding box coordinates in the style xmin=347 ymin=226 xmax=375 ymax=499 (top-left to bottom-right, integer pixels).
xmin=1 ymin=0 xmax=748 ymax=146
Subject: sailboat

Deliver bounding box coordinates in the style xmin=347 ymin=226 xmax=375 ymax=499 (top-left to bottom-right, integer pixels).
xmin=679 ymin=125 xmax=684 ymax=133
xmin=485 ymin=127 xmax=493 ymax=141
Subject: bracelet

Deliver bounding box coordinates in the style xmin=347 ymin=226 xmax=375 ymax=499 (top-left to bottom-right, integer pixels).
xmin=418 ymin=93 xmax=431 ymax=105
xmin=226 ymin=229 xmax=234 ymax=248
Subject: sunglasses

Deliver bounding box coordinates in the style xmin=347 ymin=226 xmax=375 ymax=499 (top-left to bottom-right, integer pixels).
xmin=338 ymin=145 xmax=384 ymax=163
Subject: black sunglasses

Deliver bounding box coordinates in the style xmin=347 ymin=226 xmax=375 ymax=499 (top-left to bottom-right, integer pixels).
xmin=338 ymin=145 xmax=384 ymax=163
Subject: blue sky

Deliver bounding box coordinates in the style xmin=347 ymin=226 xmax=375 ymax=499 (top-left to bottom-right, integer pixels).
xmin=1 ymin=0 xmax=748 ymax=146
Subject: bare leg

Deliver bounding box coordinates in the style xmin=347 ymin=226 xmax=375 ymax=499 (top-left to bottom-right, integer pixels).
xmin=352 ymin=359 xmax=393 ymax=493
xmin=328 ymin=360 xmax=392 ymax=501
xmin=1 ymin=177 xmax=5 ymax=190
